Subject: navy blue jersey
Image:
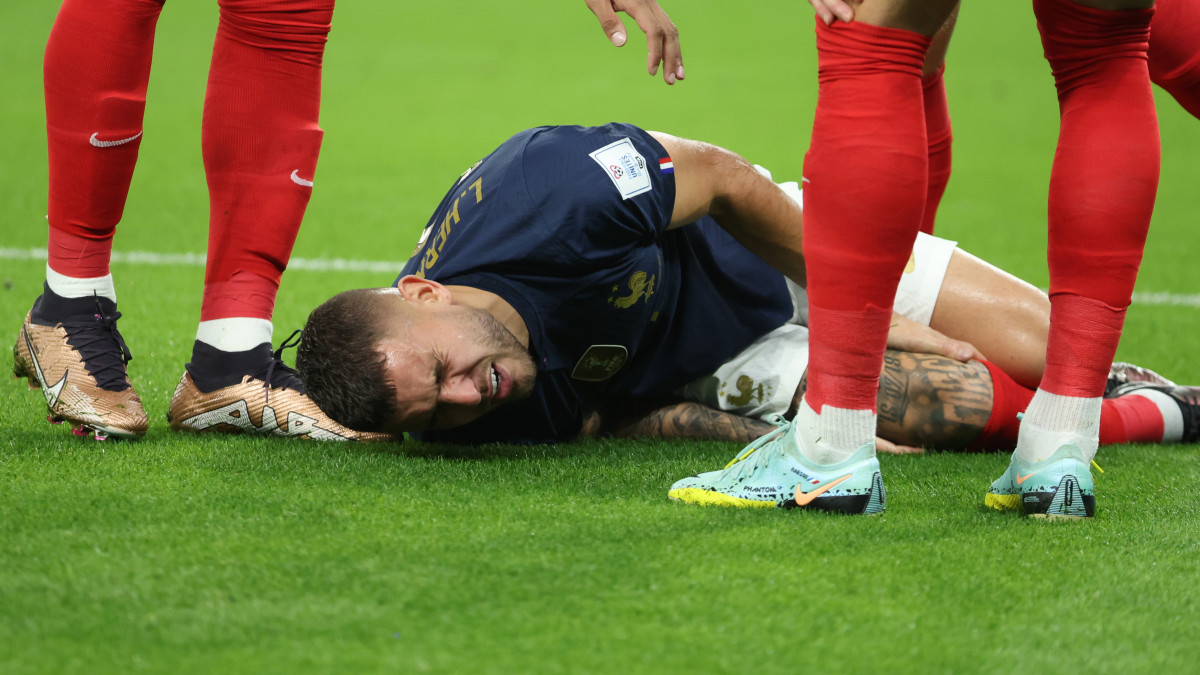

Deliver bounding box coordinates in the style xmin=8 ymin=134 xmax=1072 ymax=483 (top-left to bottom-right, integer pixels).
xmin=399 ymin=124 xmax=791 ymax=443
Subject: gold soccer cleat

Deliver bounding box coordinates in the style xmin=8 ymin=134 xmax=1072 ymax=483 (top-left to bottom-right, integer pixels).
xmin=13 ymin=301 xmax=148 ymax=440
xmin=167 ymin=371 xmax=394 ymax=442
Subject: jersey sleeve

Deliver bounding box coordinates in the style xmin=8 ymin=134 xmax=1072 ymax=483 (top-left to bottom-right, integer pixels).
xmin=518 ymin=124 xmax=676 ymax=261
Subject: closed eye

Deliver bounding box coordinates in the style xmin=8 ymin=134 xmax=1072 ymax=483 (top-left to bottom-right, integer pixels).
xmin=427 ymin=351 xmax=446 ymax=430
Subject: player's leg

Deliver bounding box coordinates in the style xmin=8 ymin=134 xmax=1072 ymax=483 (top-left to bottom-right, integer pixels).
xmin=792 ymin=0 xmax=959 ymax=514
xmin=13 ymin=0 xmax=164 ymax=439
xmin=920 ymin=4 xmax=958 ymax=234
xmin=164 ymin=0 xmax=382 ymax=441
xmin=1147 ymin=0 xmax=1200 ymax=118
xmin=995 ymin=0 xmax=1159 ymax=518
xmin=928 ymin=249 xmax=1050 ymax=390
xmin=872 ymin=352 xmax=1198 ymax=451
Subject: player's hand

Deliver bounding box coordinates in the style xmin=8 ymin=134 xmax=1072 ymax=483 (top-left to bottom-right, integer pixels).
xmin=808 ymin=0 xmax=855 ymax=25
xmin=887 ymin=312 xmax=984 ymax=363
xmin=875 ymin=436 xmax=923 ymax=455
xmin=584 ymin=0 xmax=685 ymax=85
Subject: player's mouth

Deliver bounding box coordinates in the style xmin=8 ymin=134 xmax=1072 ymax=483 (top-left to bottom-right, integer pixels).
xmin=490 ymin=364 xmax=513 ymax=402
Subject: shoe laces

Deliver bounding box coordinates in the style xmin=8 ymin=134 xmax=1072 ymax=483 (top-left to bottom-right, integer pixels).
xmin=723 ymin=415 xmax=791 ymax=476
xmin=260 ymin=329 xmax=305 ymax=405
xmin=59 ymin=294 xmax=134 ymax=392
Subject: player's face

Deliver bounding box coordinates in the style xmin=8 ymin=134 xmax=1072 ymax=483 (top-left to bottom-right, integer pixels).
xmin=378 ymin=301 xmax=537 ymax=433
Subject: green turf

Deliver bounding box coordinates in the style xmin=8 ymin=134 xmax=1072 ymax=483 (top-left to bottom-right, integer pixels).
xmin=3 ymin=1 xmax=1200 ymax=672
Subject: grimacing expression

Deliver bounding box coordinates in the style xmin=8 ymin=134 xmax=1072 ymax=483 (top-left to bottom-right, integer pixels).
xmin=379 ymin=298 xmax=537 ymax=433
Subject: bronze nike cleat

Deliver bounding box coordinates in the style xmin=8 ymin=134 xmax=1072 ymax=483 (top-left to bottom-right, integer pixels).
xmin=167 ymin=371 xmax=394 ymax=442
xmin=13 ymin=306 xmax=148 ymax=440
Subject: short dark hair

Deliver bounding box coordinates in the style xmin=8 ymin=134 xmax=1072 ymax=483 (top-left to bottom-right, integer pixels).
xmin=297 ymin=289 xmax=397 ymax=432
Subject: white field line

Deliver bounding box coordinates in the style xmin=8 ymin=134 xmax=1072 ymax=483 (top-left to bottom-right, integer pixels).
xmin=3 ymin=246 xmax=1199 ymax=308
xmin=1 ymin=246 xmax=401 ymax=275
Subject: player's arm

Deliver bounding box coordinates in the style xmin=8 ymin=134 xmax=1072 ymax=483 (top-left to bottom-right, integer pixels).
xmin=580 ymin=401 xmax=780 ymax=443
xmin=649 ymin=130 xmax=981 ymax=363
xmin=648 ymin=130 xmax=808 ymax=287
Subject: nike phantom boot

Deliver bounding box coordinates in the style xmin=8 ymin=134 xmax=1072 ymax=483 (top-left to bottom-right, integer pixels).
xmin=12 ymin=284 xmax=148 ymax=440
xmin=668 ymin=417 xmax=886 ymax=514
xmin=985 ymin=444 xmax=1096 ymax=519
xmin=167 ymin=336 xmax=393 ymax=442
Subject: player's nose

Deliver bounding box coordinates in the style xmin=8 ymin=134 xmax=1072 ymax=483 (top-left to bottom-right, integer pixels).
xmin=439 ymin=375 xmax=483 ymax=406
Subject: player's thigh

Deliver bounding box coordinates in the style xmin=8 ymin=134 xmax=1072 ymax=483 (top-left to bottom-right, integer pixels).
xmin=929 ymin=249 xmax=1049 ymax=389
xmin=846 ymin=0 xmax=960 ymax=36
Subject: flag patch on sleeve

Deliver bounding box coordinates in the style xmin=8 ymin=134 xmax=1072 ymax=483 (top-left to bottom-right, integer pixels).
xmin=659 ymin=157 xmax=674 ymax=174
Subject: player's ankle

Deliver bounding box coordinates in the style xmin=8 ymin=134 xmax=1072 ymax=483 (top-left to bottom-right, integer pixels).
xmin=185 ymin=340 xmax=275 ymax=393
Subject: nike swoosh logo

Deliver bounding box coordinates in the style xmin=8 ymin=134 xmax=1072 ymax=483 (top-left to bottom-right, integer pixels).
xmin=1016 ymin=471 xmax=1037 ymax=485
xmin=89 ymin=131 xmax=142 ymax=148
xmin=290 ymin=170 xmax=314 ymax=187
xmin=794 ymin=473 xmax=852 ymax=506
xmin=23 ymin=328 xmax=68 ymax=407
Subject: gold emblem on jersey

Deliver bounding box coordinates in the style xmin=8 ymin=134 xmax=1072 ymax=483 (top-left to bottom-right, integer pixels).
xmin=608 ymin=271 xmax=656 ymax=309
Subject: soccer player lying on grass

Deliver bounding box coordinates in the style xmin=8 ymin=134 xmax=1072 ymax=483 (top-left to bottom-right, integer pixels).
xmin=295 ymin=123 xmax=1199 ymax=464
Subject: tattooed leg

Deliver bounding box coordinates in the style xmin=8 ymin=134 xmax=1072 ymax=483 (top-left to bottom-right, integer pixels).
xmin=876 ymin=350 xmax=993 ymax=448
xmin=791 ymin=349 xmax=994 ymax=449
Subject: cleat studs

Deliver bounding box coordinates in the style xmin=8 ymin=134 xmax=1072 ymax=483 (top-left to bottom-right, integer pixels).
xmin=47 ymin=415 xmax=65 ymax=425
xmin=93 ymin=431 xmax=109 ymax=442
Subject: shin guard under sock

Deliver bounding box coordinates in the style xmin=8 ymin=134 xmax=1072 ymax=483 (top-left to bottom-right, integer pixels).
xmin=1036 ymin=0 xmax=1158 ymax=398
xmin=44 ymin=0 xmax=165 ymax=278
xmin=200 ymin=0 xmax=334 ymax=322
xmin=802 ymin=19 xmax=930 ymax=414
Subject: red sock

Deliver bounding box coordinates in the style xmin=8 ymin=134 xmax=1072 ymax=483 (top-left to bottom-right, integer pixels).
xmin=971 ymin=361 xmax=1036 ymax=451
xmin=920 ymin=65 xmax=952 ymax=235
xmin=1099 ymin=395 xmax=1166 ymax=444
xmin=973 ymin=360 xmax=1170 ymax=448
xmin=199 ymin=0 xmax=334 ymax=322
xmin=1148 ymin=0 xmax=1200 ymax=119
xmin=802 ymin=20 xmax=930 ymax=412
xmin=1036 ymin=0 xmax=1159 ymax=397
xmin=43 ymin=0 xmax=165 ymax=278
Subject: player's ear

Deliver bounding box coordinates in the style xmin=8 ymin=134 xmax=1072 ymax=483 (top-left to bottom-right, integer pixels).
xmin=396 ymin=275 xmax=454 ymax=304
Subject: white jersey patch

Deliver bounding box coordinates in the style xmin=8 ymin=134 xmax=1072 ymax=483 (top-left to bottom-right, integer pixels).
xmin=589 ymin=138 xmax=652 ymax=200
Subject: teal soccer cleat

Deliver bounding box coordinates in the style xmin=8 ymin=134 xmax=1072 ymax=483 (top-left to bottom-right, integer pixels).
xmin=668 ymin=417 xmax=885 ymax=515
xmin=985 ymin=443 xmax=1095 ymax=519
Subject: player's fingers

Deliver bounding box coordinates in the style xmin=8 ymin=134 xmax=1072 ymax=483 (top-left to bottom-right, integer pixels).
xmin=621 ymin=0 xmax=676 ymax=81
xmin=628 ymin=10 xmax=665 ymax=77
xmin=585 ymin=0 xmax=628 ymax=46
xmin=947 ymin=339 xmax=986 ymax=363
xmin=808 ymin=0 xmax=836 ymax=25
xmin=651 ymin=4 xmax=684 ymax=83
xmin=809 ymin=0 xmax=855 ymax=23
xmin=875 ymin=437 xmax=924 ymax=455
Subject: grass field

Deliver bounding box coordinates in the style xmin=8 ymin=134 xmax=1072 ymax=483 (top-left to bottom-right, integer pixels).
xmin=3 ymin=1 xmax=1200 ymax=672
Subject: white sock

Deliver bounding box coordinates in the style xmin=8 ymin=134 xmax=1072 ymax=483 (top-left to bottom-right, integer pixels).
xmin=1016 ymin=389 xmax=1101 ymax=463
xmin=793 ymin=399 xmax=877 ymax=465
xmin=46 ymin=264 xmax=116 ymax=302
xmin=1124 ymin=388 xmax=1185 ymax=443
xmin=195 ymin=318 xmax=273 ymax=353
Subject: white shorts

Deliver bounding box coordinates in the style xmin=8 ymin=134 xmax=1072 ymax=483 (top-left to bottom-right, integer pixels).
xmin=677 ymin=176 xmax=958 ymax=420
